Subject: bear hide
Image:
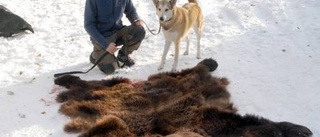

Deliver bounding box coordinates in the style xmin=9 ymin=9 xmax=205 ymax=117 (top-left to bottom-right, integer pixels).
xmin=54 ymin=58 xmax=313 ymax=137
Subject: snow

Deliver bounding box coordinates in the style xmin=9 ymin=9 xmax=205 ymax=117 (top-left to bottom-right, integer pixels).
xmin=0 ymin=0 xmax=319 ymax=136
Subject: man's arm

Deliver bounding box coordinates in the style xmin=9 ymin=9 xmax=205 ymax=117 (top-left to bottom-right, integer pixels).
xmin=84 ymin=0 xmax=109 ymax=49
xmin=124 ymin=0 xmax=140 ymax=24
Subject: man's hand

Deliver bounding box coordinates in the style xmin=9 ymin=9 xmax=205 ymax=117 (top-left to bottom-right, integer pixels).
xmin=134 ymin=19 xmax=143 ymax=26
xmin=106 ymin=42 xmax=117 ymax=54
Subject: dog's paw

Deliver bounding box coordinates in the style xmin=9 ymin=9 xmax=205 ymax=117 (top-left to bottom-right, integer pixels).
xmin=183 ymin=51 xmax=189 ymax=55
xmin=158 ymin=66 xmax=164 ymax=71
xmin=171 ymin=68 xmax=177 ymax=72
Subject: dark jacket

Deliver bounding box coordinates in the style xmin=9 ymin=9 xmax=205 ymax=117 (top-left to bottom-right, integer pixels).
xmin=84 ymin=0 xmax=139 ymax=49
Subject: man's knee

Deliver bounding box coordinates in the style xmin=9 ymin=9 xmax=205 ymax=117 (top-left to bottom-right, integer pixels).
xmin=131 ymin=25 xmax=146 ymax=42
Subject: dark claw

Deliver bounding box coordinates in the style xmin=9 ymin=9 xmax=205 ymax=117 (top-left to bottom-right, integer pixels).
xmin=54 ymin=75 xmax=81 ymax=88
xmin=197 ymin=58 xmax=218 ymax=72
xmin=276 ymin=122 xmax=313 ymax=137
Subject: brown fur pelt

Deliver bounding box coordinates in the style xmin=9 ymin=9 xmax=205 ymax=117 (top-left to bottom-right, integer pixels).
xmin=54 ymin=58 xmax=312 ymax=137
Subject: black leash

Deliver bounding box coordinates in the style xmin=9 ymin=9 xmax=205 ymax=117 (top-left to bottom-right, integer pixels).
xmin=54 ymin=52 xmax=109 ymax=78
xmin=53 ymin=21 xmax=159 ymax=78
xmin=54 ymin=52 xmax=125 ymax=78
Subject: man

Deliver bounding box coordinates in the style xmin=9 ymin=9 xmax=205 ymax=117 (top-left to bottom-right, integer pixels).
xmin=84 ymin=0 xmax=146 ymax=74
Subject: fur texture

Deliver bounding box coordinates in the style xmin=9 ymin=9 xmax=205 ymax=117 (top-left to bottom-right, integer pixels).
xmin=54 ymin=58 xmax=312 ymax=137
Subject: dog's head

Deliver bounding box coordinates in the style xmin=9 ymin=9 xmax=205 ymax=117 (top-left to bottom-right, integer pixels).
xmin=152 ymin=0 xmax=177 ymax=22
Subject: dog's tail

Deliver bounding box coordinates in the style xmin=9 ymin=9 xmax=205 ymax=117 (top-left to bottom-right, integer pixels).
xmin=188 ymin=0 xmax=198 ymax=4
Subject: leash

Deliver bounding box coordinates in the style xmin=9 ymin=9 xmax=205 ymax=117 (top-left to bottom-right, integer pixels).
xmin=53 ymin=53 xmax=125 ymax=78
xmin=141 ymin=20 xmax=161 ymax=35
xmin=53 ymin=52 xmax=108 ymax=78
xmin=54 ymin=21 xmax=158 ymax=78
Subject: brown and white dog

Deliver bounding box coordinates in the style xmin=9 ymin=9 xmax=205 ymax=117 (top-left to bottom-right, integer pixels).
xmin=152 ymin=0 xmax=203 ymax=71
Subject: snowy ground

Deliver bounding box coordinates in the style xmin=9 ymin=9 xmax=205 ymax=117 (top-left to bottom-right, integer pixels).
xmin=0 ymin=0 xmax=319 ymax=137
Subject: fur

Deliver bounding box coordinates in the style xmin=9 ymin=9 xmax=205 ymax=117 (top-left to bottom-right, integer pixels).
xmin=54 ymin=58 xmax=313 ymax=137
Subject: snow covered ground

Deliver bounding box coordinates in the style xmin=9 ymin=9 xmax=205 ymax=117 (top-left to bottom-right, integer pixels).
xmin=0 ymin=0 xmax=319 ymax=136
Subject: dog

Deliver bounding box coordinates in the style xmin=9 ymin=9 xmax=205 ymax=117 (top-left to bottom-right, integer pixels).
xmin=152 ymin=0 xmax=203 ymax=71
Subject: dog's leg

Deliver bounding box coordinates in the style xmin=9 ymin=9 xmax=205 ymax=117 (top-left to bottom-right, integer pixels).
xmin=158 ymin=40 xmax=172 ymax=70
xmin=172 ymin=40 xmax=181 ymax=72
xmin=183 ymin=36 xmax=190 ymax=55
xmin=194 ymin=25 xmax=201 ymax=59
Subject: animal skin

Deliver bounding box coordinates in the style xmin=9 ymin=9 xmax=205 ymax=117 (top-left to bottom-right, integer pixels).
xmin=54 ymin=58 xmax=313 ymax=137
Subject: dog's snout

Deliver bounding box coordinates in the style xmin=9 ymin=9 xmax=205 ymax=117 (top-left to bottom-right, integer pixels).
xmin=159 ymin=17 xmax=164 ymax=21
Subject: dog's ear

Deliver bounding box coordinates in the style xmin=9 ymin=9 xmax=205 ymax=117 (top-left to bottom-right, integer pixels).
xmin=152 ymin=0 xmax=159 ymax=6
xmin=169 ymin=0 xmax=177 ymax=8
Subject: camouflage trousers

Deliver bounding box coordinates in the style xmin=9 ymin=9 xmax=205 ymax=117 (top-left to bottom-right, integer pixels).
xmin=90 ymin=25 xmax=146 ymax=70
